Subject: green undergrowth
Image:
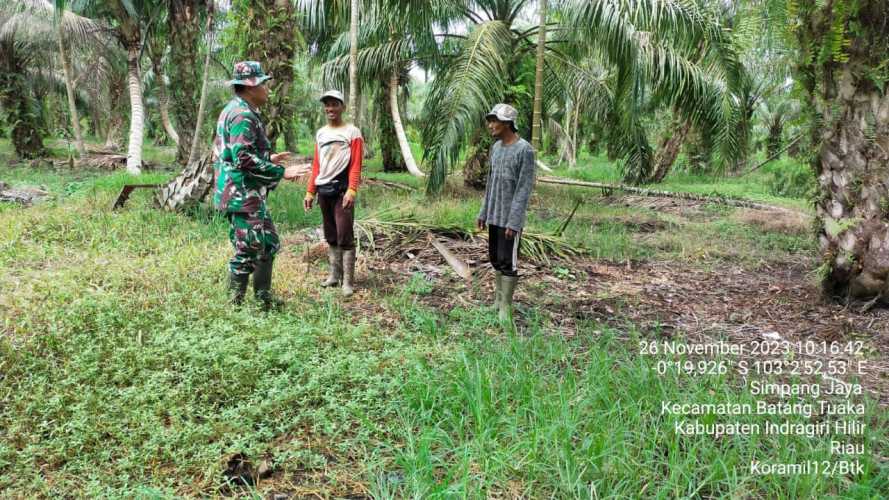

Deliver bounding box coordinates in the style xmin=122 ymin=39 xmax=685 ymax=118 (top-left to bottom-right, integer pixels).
xmin=377 ymin=325 xmax=887 ymax=498
xmin=0 ymin=149 xmax=871 ymax=497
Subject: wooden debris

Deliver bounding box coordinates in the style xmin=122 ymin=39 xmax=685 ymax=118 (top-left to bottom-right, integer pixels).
xmin=536 ymin=160 xmax=554 ymax=172
xmin=112 ymin=184 xmax=163 ymax=210
xmin=431 ymin=238 xmax=472 ymax=281
xmin=735 ymin=135 xmax=803 ymax=177
xmin=364 ymin=176 xmax=415 ymax=191
xmin=55 ymin=151 xmax=160 ymax=171
xmin=556 ymin=199 xmax=583 ymax=237
xmin=538 ymin=176 xmax=803 ymax=214
xmin=0 ymin=182 xmax=49 ymax=205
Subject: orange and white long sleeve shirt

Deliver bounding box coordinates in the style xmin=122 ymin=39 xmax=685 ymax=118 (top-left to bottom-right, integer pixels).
xmin=306 ymin=124 xmax=363 ymax=196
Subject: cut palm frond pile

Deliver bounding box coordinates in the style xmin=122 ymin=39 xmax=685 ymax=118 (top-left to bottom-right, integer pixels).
xmin=355 ymin=207 xmax=582 ymax=265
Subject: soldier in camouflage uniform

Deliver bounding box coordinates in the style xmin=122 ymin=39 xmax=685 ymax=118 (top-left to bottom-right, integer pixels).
xmin=213 ymin=61 xmax=298 ymax=309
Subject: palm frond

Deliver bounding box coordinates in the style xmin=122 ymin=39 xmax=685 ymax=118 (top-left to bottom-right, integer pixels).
xmin=2 ymin=0 xmax=104 ymax=48
xmin=421 ymin=20 xmax=515 ymax=195
xmin=356 ymin=207 xmax=582 ymax=264
xmin=542 ymin=52 xmax=612 ymax=121
xmin=322 ymin=36 xmax=413 ymax=88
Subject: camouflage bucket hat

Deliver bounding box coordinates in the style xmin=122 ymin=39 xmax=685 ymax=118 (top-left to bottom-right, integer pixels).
xmin=227 ymin=61 xmax=272 ymax=87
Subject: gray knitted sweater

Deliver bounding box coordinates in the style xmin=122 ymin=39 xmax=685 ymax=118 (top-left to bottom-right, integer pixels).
xmin=477 ymin=138 xmax=536 ymax=231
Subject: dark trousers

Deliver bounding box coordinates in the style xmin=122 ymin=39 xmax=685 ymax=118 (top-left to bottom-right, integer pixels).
xmin=319 ymin=192 xmax=355 ymax=250
xmin=488 ymin=225 xmax=520 ymax=276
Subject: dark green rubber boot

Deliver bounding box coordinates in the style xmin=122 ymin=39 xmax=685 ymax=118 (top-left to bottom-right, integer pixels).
xmin=499 ymin=275 xmax=518 ymax=323
xmin=253 ymin=257 xmax=283 ymax=311
xmin=493 ymin=271 xmax=503 ymax=309
xmin=229 ymin=272 xmax=249 ymax=306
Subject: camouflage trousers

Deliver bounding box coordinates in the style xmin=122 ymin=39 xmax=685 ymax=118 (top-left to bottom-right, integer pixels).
xmin=227 ymin=208 xmax=279 ymax=275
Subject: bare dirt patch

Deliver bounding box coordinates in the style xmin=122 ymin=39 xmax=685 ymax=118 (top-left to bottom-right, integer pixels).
xmin=733 ymin=208 xmax=812 ymax=235
xmin=547 ymin=258 xmax=887 ymax=404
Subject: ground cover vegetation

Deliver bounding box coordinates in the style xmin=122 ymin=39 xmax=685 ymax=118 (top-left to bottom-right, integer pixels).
xmin=1 ymin=0 xmax=888 ymax=497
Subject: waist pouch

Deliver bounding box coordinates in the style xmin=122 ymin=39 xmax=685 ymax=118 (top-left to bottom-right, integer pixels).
xmin=317 ymin=167 xmax=350 ymax=197
xmin=316 ymin=180 xmax=346 ymax=197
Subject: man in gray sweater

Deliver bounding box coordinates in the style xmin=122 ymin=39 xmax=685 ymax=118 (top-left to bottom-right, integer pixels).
xmin=476 ymin=103 xmax=537 ymax=322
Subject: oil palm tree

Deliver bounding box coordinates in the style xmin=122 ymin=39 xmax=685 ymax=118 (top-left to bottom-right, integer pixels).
xmin=229 ymin=0 xmax=300 ymax=151
xmin=317 ymin=2 xmax=432 ymax=176
xmin=788 ymin=0 xmax=889 ymax=301
xmin=55 ymin=0 xmax=166 ymax=174
xmin=1 ymin=0 xmax=99 ymax=159
xmin=0 ymin=16 xmax=47 ymax=159
xmin=420 ymin=0 xmax=748 ymax=192
xmin=166 ymin=0 xmax=208 ymax=163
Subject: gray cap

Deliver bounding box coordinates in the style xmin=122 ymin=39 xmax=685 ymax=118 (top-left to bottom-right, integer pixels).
xmin=320 ymin=90 xmax=345 ymax=104
xmin=485 ymin=103 xmax=518 ymax=124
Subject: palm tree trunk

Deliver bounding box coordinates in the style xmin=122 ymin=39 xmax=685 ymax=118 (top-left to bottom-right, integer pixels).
xmin=105 ymin=72 xmax=125 ymax=150
xmin=377 ymin=76 xmax=405 ymax=172
xmin=766 ymin=121 xmax=782 ymax=158
xmin=348 ymin=0 xmax=359 ymax=124
xmin=124 ymin=43 xmax=144 ymax=174
xmin=156 ymin=151 xmax=215 ymax=211
xmin=793 ymin=1 xmax=889 ymax=302
xmin=168 ymin=0 xmax=204 ymax=164
xmin=187 ymin=14 xmax=214 ymax=165
xmin=649 ymin=120 xmax=691 ymax=183
xmin=463 ymin=133 xmax=493 ymax=190
xmin=390 ymin=67 xmax=424 ymax=177
xmin=817 ymin=81 xmax=889 ymax=301
xmin=149 ymin=54 xmax=179 ymax=146
xmin=531 ymin=0 xmax=547 ymax=150
xmin=57 ymin=24 xmax=85 ymax=157
xmin=572 ymin=101 xmax=580 ymax=165
xmin=257 ymin=0 xmax=297 ymax=151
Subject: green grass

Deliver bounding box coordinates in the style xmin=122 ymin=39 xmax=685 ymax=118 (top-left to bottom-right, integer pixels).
xmin=546 ymin=152 xmax=814 ymax=212
xmin=382 ymin=327 xmax=887 ymax=498
xmin=0 ymin=143 xmax=884 ymax=497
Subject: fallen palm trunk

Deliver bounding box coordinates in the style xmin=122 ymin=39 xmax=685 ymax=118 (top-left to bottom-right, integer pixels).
xmin=54 ymin=152 xmax=159 ymax=171
xmin=538 ymin=176 xmax=801 ymax=214
xmin=364 ymin=176 xmax=416 ymax=191
xmin=735 ymin=135 xmax=803 ymax=177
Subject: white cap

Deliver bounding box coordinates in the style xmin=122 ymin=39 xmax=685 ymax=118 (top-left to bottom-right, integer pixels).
xmin=320 ymin=90 xmax=345 ymax=103
xmin=485 ymin=103 xmax=518 ymax=124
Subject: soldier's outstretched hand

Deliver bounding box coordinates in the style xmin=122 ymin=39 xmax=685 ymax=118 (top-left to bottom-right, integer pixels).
xmin=283 ymin=165 xmax=303 ymax=180
xmin=271 ymin=151 xmax=292 ymax=164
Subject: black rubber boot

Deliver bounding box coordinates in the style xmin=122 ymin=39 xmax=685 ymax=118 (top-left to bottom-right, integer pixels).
xmin=229 ymin=272 xmax=249 ymax=306
xmin=252 ymin=257 xmax=283 ymax=311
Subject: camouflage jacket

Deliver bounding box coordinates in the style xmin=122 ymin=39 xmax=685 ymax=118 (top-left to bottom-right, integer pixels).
xmin=213 ymin=96 xmax=284 ymax=213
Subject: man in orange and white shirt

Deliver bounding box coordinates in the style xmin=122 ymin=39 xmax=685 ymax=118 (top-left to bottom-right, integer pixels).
xmin=304 ymin=90 xmax=363 ymax=297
